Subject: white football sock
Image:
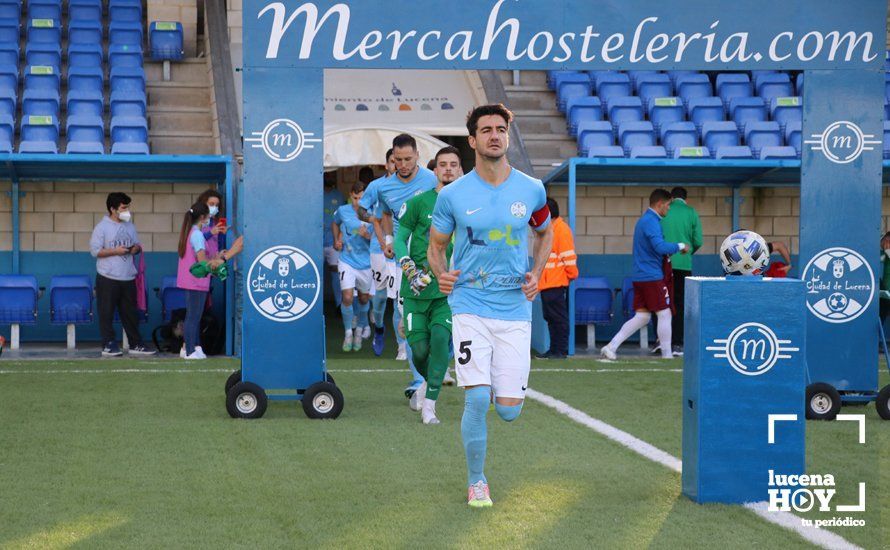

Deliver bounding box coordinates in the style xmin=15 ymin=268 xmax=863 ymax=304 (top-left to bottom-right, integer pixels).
xmin=608 ymin=311 xmax=652 ymax=351
xmin=656 ymin=308 xmax=673 ymax=358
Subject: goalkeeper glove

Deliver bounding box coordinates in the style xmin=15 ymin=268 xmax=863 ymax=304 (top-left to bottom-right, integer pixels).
xmin=399 ymin=257 xmax=432 ymax=295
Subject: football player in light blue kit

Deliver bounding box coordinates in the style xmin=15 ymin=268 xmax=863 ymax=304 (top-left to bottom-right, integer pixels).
xmin=429 ymin=105 xmax=554 ymax=508
xmin=323 ymin=173 xmax=345 ymax=306
xmin=359 ymin=134 xmax=437 ymax=397
xmin=333 ymin=181 xmax=373 ymax=352
xmin=363 ymin=150 xmax=397 ymax=356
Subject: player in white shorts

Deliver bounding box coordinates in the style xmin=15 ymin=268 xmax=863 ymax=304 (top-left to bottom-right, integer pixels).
xmin=332 ymin=181 xmax=373 ymax=352
xmin=323 ymin=173 xmax=345 ymax=306
xmin=364 ymin=149 xmax=397 ymax=356
xmin=428 ymin=104 xmax=553 ymax=508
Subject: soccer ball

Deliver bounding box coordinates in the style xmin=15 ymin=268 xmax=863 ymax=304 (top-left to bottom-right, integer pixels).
xmin=719 ymin=230 xmax=770 ymax=276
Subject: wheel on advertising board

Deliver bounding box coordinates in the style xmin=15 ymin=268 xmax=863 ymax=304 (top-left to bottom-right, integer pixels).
xmin=302 ymin=381 xmax=344 ymax=419
xmin=225 ymin=369 xmax=242 ymax=395
xmin=226 ymin=381 xmax=268 ymax=419
xmin=876 ymin=385 xmax=890 ymax=421
xmin=805 ymin=383 xmax=841 ymax=421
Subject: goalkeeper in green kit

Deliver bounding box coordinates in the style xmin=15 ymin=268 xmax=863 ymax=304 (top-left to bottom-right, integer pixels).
xmin=394 ymin=146 xmax=462 ymax=425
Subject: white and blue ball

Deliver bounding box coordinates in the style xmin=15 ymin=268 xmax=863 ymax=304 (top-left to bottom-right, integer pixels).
xmin=720 ymin=230 xmax=770 ymax=276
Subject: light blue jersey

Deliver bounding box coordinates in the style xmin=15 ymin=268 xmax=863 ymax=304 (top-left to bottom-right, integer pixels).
xmin=432 ymin=168 xmax=550 ymax=321
xmin=323 ymin=188 xmax=345 ymax=248
xmin=359 ymin=167 xmax=437 ymax=236
xmin=333 ymin=204 xmax=371 ymax=270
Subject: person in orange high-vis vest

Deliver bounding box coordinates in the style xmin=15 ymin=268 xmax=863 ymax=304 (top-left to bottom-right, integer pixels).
xmin=538 ymin=198 xmax=578 ymax=359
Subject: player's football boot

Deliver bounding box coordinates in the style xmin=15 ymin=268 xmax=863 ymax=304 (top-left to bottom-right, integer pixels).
xmin=342 ymin=334 xmax=353 ymax=352
xmin=353 ymin=331 xmax=363 ymax=352
xmin=467 ymin=481 xmax=493 ymax=508
xmin=410 ymin=381 xmax=426 ymax=411
xmin=600 ymin=345 xmax=617 ymax=360
xmin=372 ymin=328 xmax=385 ymax=356
xmin=443 ymin=369 xmax=455 ymax=386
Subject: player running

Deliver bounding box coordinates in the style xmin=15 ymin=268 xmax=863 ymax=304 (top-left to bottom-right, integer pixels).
xmin=429 ymin=104 xmax=554 ymax=508
xmin=365 ymin=150 xmax=397 ymax=356
xmin=394 ymin=146 xmax=463 ymax=425
xmin=332 ymin=182 xmax=373 ymax=352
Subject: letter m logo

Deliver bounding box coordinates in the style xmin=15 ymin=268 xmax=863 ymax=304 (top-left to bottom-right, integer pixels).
xmin=272 ymin=133 xmax=293 ymax=147
xmin=831 ymin=135 xmax=852 ymax=149
xmin=740 ymin=339 xmax=766 ymax=360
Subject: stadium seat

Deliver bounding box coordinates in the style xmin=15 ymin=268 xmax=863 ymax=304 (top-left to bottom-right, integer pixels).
xmin=0 ymin=93 xmax=13 ymax=118
xmin=885 ymin=73 xmax=890 ymax=99
xmin=49 ymin=275 xmax=94 ymax=350
xmin=785 ymin=120 xmax=802 ymax=157
xmin=110 ymin=115 xmax=149 ymax=154
xmin=23 ymin=65 xmax=59 ymax=92
xmin=19 ymin=114 xmax=58 ymax=153
xmin=546 ymin=70 xmax=575 ymax=90
xmin=629 ymin=145 xmax=667 ymax=158
xmin=587 ymin=70 xmax=615 ymax=88
xmin=627 ymin=70 xmax=658 ymax=88
xmin=66 ymin=116 xmax=105 ymax=154
xmin=0 ymin=63 xmax=17 ymax=96
xmin=556 ymin=72 xmax=592 ymax=113
xmin=715 ymin=145 xmax=754 ymax=159
xmin=0 ymin=0 xmax=20 ymax=19
xmin=661 ymin=121 xmax=698 ymax=156
xmin=69 ymin=0 xmax=103 ymax=21
xmin=716 ymin=73 xmax=752 ymax=109
xmin=28 ymin=0 xmax=62 ymax=21
xmin=607 ymin=96 xmax=644 ymax=134
xmin=25 ymin=43 xmax=61 ymax=71
xmin=566 ymin=96 xmax=602 ymax=137
xmin=636 ymin=73 xmax=672 ymax=106
xmin=577 ymin=120 xmax=613 ymax=156
xmin=0 ymin=18 xmax=18 ymax=44
xmin=27 ymin=18 xmax=61 ymax=44
xmin=702 ymin=121 xmax=740 ymax=158
xmin=0 ymin=274 xmax=39 ymax=349
xmin=109 ymin=21 xmax=144 ymax=48
xmin=618 ymin=121 xmax=655 ymax=156
xmin=68 ymin=19 xmax=103 ymax=45
xmin=751 ymin=70 xmax=779 ymax=90
xmin=759 ymin=146 xmax=797 ymax=160
xmin=68 ymin=66 xmax=104 ymax=96
xmin=744 ymin=121 xmax=782 ymax=158
xmin=729 ymin=96 xmax=767 ymax=135
xmin=575 ymin=276 xmax=613 ymax=350
xmin=795 ymin=73 xmax=804 ymax=95
xmin=149 ymin=21 xmax=185 ymax=61
xmin=0 ymin=43 xmax=18 ymax=67
xmin=110 ymin=0 xmax=142 ymax=23
xmin=553 ymin=71 xmax=586 ymax=92
xmin=770 ymin=97 xmax=802 ymax=132
xmin=22 ymin=88 xmax=60 ymax=117
xmin=676 ymin=73 xmax=712 ymax=107
xmin=0 ymin=113 xmax=13 ymax=152
xmin=68 ymin=94 xmax=103 ymax=117
xmin=647 ymin=97 xmax=685 ymax=134
xmin=666 ymin=70 xmax=698 ymax=89
xmin=883 ymin=121 xmax=890 ymax=159
xmin=160 ymin=275 xmax=187 ymax=322
xmin=586 ymin=145 xmax=624 ymax=158
xmin=756 ymin=73 xmax=793 ymax=104
xmin=68 ymin=43 xmax=104 ymax=68
xmin=687 ymin=97 xmax=724 ymax=133
xmin=595 ymin=72 xmax=632 ymax=108
xmin=110 ymin=66 xmax=145 ymax=94
xmin=672 ymin=146 xmax=710 ymax=159
xmin=109 ymin=44 xmax=144 ymax=68
xmin=110 ymin=90 xmax=147 ymax=117
xmin=884 ymin=99 xmax=890 ymax=123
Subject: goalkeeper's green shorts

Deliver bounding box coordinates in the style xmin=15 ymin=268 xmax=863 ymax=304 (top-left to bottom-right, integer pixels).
xmin=402 ymin=296 xmax=452 ymax=338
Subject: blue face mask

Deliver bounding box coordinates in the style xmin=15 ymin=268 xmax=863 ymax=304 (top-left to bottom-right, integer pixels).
xmin=208 ymin=205 xmax=219 ymax=217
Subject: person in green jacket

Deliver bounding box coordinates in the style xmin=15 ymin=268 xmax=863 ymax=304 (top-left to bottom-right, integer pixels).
xmin=660 ymin=187 xmax=703 ymax=352
xmin=880 ymin=232 xmax=890 ymax=326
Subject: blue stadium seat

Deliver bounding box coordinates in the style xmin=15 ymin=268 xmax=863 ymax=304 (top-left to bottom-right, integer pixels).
xmin=672 ymin=146 xmax=710 ymax=159
xmin=756 ymin=73 xmax=793 ymax=104
xmin=577 ymin=120 xmax=613 ymax=156
xmin=751 ymin=70 xmax=779 ymax=90
xmin=629 ymin=145 xmax=667 ymax=158
xmin=0 ymin=113 xmax=13 ymax=152
xmin=556 ymin=72 xmax=592 ymax=113
xmin=109 ymin=21 xmax=143 ymax=48
xmin=109 ymin=44 xmax=143 ymax=68
xmin=759 ymin=146 xmax=797 ymax=160
xmin=68 ymin=19 xmax=103 ymax=45
xmin=0 ymin=18 xmax=18 ymax=43
xmin=770 ymin=97 xmax=802 ymax=133
xmin=150 ymin=21 xmax=184 ymax=61
xmin=0 ymin=93 xmax=14 ymax=118
xmin=884 ymin=73 xmax=890 ymax=100
xmin=716 ymin=73 xmax=752 ymax=109
xmin=25 ymin=43 xmax=61 ymax=71
xmin=595 ymin=72 xmax=632 ymax=109
xmin=636 ymin=73 xmax=672 ymax=106
xmin=22 ymin=88 xmax=60 ymax=117
xmin=110 ymin=0 xmax=142 ymax=23
xmin=566 ymin=96 xmax=602 ymax=137
xmin=587 ymin=145 xmax=624 ymax=158
xmin=587 ymin=70 xmax=616 ymax=88
xmin=23 ymin=65 xmax=59 ymax=92
xmin=702 ymin=121 xmax=740 ymax=158
xmin=110 ymin=90 xmax=146 ymax=117
xmin=666 ymin=70 xmax=698 ymax=90
xmin=0 ymin=0 xmax=20 ymax=19
xmin=110 ymin=115 xmax=149 ymax=154
xmin=29 ymin=0 xmax=62 ymax=21
xmin=0 ymin=43 xmax=18 ymax=67
xmin=69 ymin=0 xmax=103 ymax=21
xmin=884 ymin=98 xmax=890 ymax=123
xmin=0 ymin=274 xmax=39 ymax=324
xmin=795 ymin=73 xmax=804 ymax=96
xmin=49 ymin=275 xmax=93 ymax=324
xmin=68 ymin=43 xmax=104 ymax=68
xmin=618 ymin=121 xmax=655 ymax=156
xmin=607 ymin=96 xmax=644 ymax=134
xmin=575 ymin=276 xmax=613 ymax=349
xmin=19 ymin=114 xmax=58 ymax=153
xmin=676 ymin=73 xmax=712 ymax=107
xmin=729 ymin=96 xmax=767 ymax=135
xmin=66 ymin=115 xmax=105 ymax=154
xmin=627 ymin=70 xmax=658 ymax=88
xmin=0 ymin=63 xmax=17 ymax=96
xmin=160 ymin=275 xmax=187 ymax=321
xmin=68 ymin=66 xmax=104 ymax=96
xmin=27 ymin=18 xmax=61 ymax=44
xmin=744 ymin=121 xmax=782 ymax=158
xmin=661 ymin=122 xmax=698 ymax=156
xmin=883 ymin=121 xmax=890 ymax=159
xmin=785 ymin=120 xmax=802 ymax=157
xmin=687 ymin=97 xmax=724 ymax=133
xmin=715 ymin=146 xmax=754 ymax=159
xmin=547 ymin=70 xmax=575 ymax=90
xmin=68 ymin=93 xmax=103 ymax=117
xmin=647 ymin=97 xmax=684 ymax=134
xmin=110 ymin=65 xmax=145 ymax=94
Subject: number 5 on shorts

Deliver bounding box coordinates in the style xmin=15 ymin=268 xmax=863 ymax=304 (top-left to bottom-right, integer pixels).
xmin=458 ymin=340 xmax=472 ymax=365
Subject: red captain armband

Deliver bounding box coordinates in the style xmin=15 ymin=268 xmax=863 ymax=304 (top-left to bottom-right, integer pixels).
xmin=528 ymin=204 xmax=550 ymax=228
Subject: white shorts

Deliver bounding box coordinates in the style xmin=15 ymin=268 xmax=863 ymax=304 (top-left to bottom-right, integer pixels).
xmin=338 ymin=262 xmax=372 ymax=294
xmin=323 ymin=246 xmax=339 ymax=267
xmin=451 ymin=313 xmax=532 ymax=399
xmin=371 ymin=253 xmax=389 ymax=292
xmin=387 ymin=261 xmax=401 ymax=302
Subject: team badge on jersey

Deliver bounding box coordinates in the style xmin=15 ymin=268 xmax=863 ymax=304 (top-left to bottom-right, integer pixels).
xmin=510 ymin=201 xmax=527 ymax=218
xmin=398 ymin=202 xmax=408 ymax=219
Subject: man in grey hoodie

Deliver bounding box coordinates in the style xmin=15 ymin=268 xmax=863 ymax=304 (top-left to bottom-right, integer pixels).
xmin=89 ymin=192 xmax=156 ymax=357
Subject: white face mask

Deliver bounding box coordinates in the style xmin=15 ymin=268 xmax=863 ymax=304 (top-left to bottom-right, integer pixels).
xmin=118 ymin=211 xmax=132 ymax=223
xmin=208 ymin=205 xmax=219 ymax=217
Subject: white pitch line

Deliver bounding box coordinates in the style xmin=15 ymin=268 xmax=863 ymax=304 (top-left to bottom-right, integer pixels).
xmin=525 ymin=388 xmax=862 ymax=550
xmin=0 ymin=369 xmax=231 ymax=374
